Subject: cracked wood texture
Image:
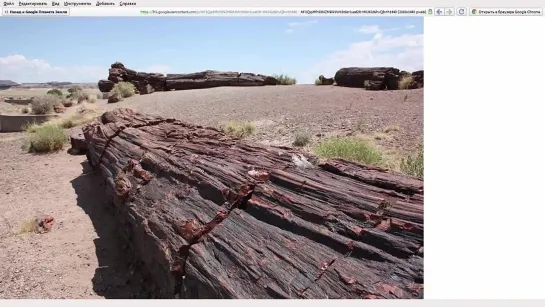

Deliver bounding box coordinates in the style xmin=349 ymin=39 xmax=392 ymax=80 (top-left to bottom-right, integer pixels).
xmin=83 ymin=108 xmax=424 ymax=299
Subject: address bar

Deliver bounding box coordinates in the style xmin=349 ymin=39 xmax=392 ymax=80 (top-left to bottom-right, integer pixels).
xmin=139 ymin=7 xmax=430 ymax=16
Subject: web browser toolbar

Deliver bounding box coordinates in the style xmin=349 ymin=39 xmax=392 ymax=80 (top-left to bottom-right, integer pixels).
xmin=1 ymin=4 xmax=543 ymax=16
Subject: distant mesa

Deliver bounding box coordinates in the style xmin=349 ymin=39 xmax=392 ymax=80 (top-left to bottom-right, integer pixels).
xmin=0 ymin=80 xmax=19 ymax=90
xmin=0 ymin=81 xmax=96 ymax=90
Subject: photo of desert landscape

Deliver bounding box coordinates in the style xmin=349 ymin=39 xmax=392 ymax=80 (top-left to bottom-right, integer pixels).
xmin=0 ymin=16 xmax=424 ymax=299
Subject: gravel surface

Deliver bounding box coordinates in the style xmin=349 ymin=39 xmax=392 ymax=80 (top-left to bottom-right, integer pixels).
xmin=100 ymin=85 xmax=423 ymax=151
xmin=0 ymin=85 xmax=423 ymax=298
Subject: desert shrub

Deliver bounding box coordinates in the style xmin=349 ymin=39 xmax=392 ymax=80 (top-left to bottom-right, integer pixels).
xmin=88 ymin=95 xmax=97 ymax=103
xmin=293 ymin=130 xmax=312 ymax=147
xmin=63 ymin=100 xmax=75 ymax=107
xmin=273 ymin=74 xmax=297 ymax=85
xmin=221 ymin=121 xmax=255 ymax=139
xmin=23 ymin=123 xmax=67 ymax=153
xmin=400 ymin=144 xmax=424 ymax=179
xmin=30 ymin=94 xmax=61 ymax=115
xmin=23 ymin=122 xmax=41 ymax=133
xmin=398 ymin=75 xmax=414 ymax=90
xmin=315 ymin=77 xmax=322 ymax=85
xmin=67 ymin=86 xmax=82 ymax=95
xmin=59 ymin=105 xmax=99 ymax=128
xmin=114 ymin=82 xmax=136 ymax=98
xmin=314 ymin=138 xmax=383 ymax=166
xmin=77 ymin=91 xmax=90 ymax=103
xmin=46 ymin=89 xmax=63 ymax=97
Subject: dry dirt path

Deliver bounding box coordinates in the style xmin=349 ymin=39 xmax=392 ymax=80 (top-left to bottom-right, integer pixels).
xmin=0 ymin=133 xmax=142 ymax=298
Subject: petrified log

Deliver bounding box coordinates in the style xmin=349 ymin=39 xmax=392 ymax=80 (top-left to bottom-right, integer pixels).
xmin=334 ymin=67 xmax=401 ymax=90
xmin=411 ymin=70 xmax=424 ymax=88
xmin=83 ymin=108 xmax=424 ymax=299
xmin=102 ymin=62 xmax=278 ymax=94
xmin=165 ymin=71 xmax=279 ymax=91
xmin=98 ymin=79 xmax=115 ymax=93
xmin=69 ymin=127 xmax=87 ymax=155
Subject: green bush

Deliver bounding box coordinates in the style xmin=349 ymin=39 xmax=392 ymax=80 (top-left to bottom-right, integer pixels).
xmin=400 ymin=144 xmax=424 ymax=179
xmin=114 ymin=82 xmax=136 ymax=98
xmin=314 ymin=138 xmax=384 ymax=166
xmin=67 ymin=86 xmax=82 ymax=94
xmin=66 ymin=86 xmax=83 ymax=99
xmin=30 ymin=95 xmax=62 ymax=115
xmin=221 ymin=121 xmax=255 ymax=139
xmin=273 ymin=74 xmax=297 ymax=85
xmin=46 ymin=89 xmax=63 ymax=97
xmin=23 ymin=124 xmax=67 ymax=153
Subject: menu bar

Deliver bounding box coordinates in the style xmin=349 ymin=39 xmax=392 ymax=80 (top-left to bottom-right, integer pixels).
xmin=2 ymin=1 xmax=137 ymax=6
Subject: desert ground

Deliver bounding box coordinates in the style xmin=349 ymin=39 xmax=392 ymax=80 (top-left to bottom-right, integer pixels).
xmin=0 ymin=85 xmax=423 ymax=298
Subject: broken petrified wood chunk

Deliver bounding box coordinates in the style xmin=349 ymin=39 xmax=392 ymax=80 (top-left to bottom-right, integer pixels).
xmin=68 ymin=127 xmax=87 ymax=155
xmin=83 ymin=108 xmax=424 ymax=299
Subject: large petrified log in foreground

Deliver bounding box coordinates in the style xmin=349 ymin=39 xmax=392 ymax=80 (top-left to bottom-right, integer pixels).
xmin=83 ymin=108 xmax=424 ymax=299
xmin=98 ymin=62 xmax=279 ymax=95
xmin=335 ymin=67 xmax=402 ymax=90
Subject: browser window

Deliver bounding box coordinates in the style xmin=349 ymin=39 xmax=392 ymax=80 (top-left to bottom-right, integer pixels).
xmin=0 ymin=0 xmax=543 ymax=303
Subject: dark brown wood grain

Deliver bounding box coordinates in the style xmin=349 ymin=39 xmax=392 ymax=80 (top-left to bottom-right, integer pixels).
xmin=83 ymin=108 xmax=424 ymax=299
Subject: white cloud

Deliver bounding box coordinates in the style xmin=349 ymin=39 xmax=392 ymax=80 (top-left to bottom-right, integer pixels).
xmin=285 ymin=20 xmax=317 ymax=34
xmin=358 ymin=24 xmax=416 ymax=34
xmin=296 ymin=33 xmax=423 ymax=84
xmin=288 ymin=20 xmax=318 ymax=27
xmin=358 ymin=25 xmax=383 ymax=34
xmin=0 ymin=55 xmax=173 ymax=82
xmin=0 ymin=55 xmax=105 ymax=83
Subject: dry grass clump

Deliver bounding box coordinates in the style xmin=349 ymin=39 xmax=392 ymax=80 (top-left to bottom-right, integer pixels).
xmin=314 ymin=137 xmax=384 ymax=167
xmin=22 ymin=123 xmax=67 ymax=153
xmin=114 ymin=82 xmax=136 ymax=98
xmin=17 ymin=218 xmax=38 ymax=234
xmin=59 ymin=104 xmax=100 ymax=128
xmin=30 ymin=94 xmax=62 ymax=115
xmin=400 ymin=143 xmax=424 ymax=178
xmin=221 ymin=121 xmax=256 ymax=139
xmin=398 ymin=75 xmax=414 ymax=90
xmin=273 ymin=74 xmax=297 ymax=85
xmin=293 ymin=130 xmax=312 ymax=147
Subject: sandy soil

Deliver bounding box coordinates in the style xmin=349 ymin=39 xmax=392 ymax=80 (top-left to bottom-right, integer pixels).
xmin=0 ymin=85 xmax=423 ymax=298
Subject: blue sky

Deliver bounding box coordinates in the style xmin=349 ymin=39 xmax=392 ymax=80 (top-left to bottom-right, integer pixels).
xmin=0 ymin=17 xmax=423 ymax=84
